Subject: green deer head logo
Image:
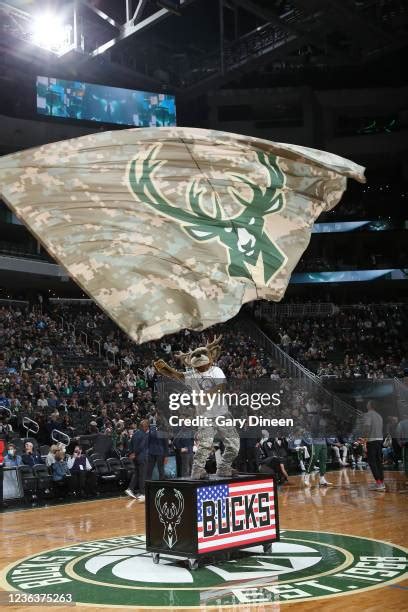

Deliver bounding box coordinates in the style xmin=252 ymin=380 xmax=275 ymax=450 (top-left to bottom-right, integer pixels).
xmin=128 ymin=145 xmax=286 ymax=284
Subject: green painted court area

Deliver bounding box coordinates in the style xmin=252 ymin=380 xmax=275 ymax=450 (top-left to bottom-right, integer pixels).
xmin=4 ymin=530 xmax=407 ymax=607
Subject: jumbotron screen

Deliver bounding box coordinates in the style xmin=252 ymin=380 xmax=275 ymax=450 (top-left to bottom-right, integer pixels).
xmin=36 ymin=76 xmax=176 ymax=127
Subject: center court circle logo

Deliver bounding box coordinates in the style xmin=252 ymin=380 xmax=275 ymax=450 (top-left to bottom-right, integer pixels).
xmin=2 ymin=531 xmax=407 ymax=607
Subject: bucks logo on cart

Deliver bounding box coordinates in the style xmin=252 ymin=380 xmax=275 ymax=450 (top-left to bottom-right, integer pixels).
xmin=127 ymin=145 xmax=287 ymax=285
xmin=3 ymin=531 xmax=407 ymax=607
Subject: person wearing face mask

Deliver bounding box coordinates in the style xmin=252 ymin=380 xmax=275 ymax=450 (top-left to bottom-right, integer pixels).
xmin=4 ymin=444 xmax=22 ymax=467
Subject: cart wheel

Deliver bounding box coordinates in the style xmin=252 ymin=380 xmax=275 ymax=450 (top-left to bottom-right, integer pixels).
xmin=188 ymin=558 xmax=198 ymax=571
xmin=263 ymin=543 xmax=272 ymax=554
xmin=152 ymin=553 xmax=160 ymax=564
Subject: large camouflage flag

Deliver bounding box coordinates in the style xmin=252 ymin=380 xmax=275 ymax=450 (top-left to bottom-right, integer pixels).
xmin=0 ymin=127 xmax=365 ymax=342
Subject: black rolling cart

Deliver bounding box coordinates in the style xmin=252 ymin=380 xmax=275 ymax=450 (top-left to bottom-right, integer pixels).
xmin=145 ymin=473 xmax=279 ymax=570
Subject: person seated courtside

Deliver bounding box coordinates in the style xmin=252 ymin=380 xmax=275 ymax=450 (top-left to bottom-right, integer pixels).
xmin=4 ymin=443 xmax=22 ymax=467
xmin=22 ymin=441 xmax=44 ymax=467
xmin=51 ymin=450 xmax=74 ymax=499
xmin=256 ymin=433 xmax=289 ymax=484
xmin=67 ymin=445 xmax=97 ymax=497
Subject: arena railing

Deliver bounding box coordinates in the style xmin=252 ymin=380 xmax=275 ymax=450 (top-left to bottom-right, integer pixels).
xmin=255 ymin=301 xmax=408 ymax=320
xmin=80 ymin=331 xmax=88 ymax=347
xmin=246 ymin=320 xmax=321 ymax=383
xmin=93 ymin=338 xmax=102 ymax=357
xmin=22 ymin=416 xmax=39 ymax=437
xmin=242 ymin=317 xmax=361 ymax=419
xmin=341 ymin=302 xmax=406 ymax=311
xmin=49 ymin=298 xmax=93 ymax=305
xmin=255 ymin=302 xmax=337 ymax=319
xmin=51 ymin=429 xmax=71 ymax=447
xmin=0 ymin=298 xmax=29 ymax=307
xmin=0 ymin=406 xmax=12 ymax=418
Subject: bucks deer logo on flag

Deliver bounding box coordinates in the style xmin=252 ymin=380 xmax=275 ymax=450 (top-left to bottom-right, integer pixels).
xmin=128 ymin=145 xmax=286 ymax=284
xmin=0 ymin=127 xmax=366 ymax=343
xmin=197 ymin=478 xmax=277 ymax=552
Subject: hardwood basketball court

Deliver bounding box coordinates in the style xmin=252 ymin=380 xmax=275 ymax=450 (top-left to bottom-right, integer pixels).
xmin=0 ymin=470 xmax=406 ymax=611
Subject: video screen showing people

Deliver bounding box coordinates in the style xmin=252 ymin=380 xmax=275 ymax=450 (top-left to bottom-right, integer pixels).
xmin=36 ymin=76 xmax=176 ymax=127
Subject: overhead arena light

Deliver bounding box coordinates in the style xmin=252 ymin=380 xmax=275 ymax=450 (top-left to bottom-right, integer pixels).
xmin=31 ymin=12 xmax=71 ymax=53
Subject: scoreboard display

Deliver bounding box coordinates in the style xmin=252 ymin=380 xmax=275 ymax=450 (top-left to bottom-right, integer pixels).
xmin=36 ymin=76 xmax=176 ymax=128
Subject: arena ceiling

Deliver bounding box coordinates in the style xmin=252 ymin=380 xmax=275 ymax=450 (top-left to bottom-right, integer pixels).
xmin=0 ymin=0 xmax=407 ymax=99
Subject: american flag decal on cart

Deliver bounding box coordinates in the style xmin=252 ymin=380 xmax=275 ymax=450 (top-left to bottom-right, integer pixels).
xmin=196 ymin=479 xmax=276 ymax=552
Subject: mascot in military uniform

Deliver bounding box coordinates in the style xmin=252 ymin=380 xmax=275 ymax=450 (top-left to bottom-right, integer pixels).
xmin=154 ymin=335 xmax=240 ymax=479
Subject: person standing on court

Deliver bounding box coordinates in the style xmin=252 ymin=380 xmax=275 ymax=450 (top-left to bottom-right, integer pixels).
xmin=363 ymin=400 xmax=385 ymax=491
xmin=396 ymin=411 xmax=408 ymax=493
xmin=173 ymin=424 xmax=194 ymax=477
xmin=303 ymin=434 xmax=331 ymax=487
xmin=146 ymin=417 xmax=169 ymax=481
xmin=302 ymin=413 xmax=331 ymax=487
xmin=125 ymin=419 xmax=149 ymax=502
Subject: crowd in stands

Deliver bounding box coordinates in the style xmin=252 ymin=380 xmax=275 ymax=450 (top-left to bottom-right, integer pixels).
xmin=0 ymin=300 xmax=406 ymax=506
xmin=271 ymin=303 xmax=408 ymax=379
xmin=0 ymin=301 xmax=283 ymax=503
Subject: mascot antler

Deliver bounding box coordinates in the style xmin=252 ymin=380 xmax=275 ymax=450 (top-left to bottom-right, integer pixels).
xmin=206 ymin=334 xmax=223 ymax=362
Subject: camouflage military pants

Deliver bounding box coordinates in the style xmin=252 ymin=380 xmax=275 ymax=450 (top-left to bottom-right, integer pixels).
xmin=193 ymin=418 xmax=240 ymax=472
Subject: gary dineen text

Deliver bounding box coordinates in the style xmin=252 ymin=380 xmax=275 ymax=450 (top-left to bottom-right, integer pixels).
xmin=169 ymin=415 xmax=294 ymax=428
